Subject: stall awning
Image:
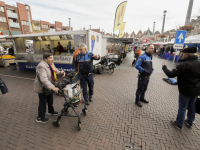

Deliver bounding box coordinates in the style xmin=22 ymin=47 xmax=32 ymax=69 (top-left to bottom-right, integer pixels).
xmin=10 ymin=30 xmax=88 ymax=38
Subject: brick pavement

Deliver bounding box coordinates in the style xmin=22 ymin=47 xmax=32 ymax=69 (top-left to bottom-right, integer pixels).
xmin=0 ymin=52 xmax=200 ymax=150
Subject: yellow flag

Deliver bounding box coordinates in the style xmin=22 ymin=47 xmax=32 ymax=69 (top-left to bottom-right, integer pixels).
xmin=119 ymin=22 xmax=126 ymax=38
xmin=113 ymin=1 xmax=127 ymax=32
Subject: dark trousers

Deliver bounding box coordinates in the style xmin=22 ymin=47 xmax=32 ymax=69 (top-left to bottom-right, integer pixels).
xmin=135 ymin=76 xmax=149 ymax=102
xmin=79 ymin=73 xmax=94 ymax=101
xmin=176 ymin=93 xmax=197 ymax=126
xmin=38 ymin=93 xmax=54 ymax=118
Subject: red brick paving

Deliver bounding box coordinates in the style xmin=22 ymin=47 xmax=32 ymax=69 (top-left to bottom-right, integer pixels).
xmin=0 ymin=53 xmax=200 ymax=150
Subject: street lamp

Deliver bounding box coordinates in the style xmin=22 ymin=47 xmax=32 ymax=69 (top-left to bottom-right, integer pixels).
xmin=153 ymin=22 xmax=156 ymax=35
xmin=185 ymin=0 xmax=194 ymax=25
xmin=161 ymin=10 xmax=167 ymax=34
xmin=90 ymin=25 xmax=91 ymax=29
xmin=68 ymin=18 xmax=71 ymax=31
xmin=102 ymin=29 xmax=104 ymax=35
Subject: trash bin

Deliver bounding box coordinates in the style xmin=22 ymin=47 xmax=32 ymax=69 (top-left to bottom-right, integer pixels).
xmin=9 ymin=63 xmax=17 ymax=71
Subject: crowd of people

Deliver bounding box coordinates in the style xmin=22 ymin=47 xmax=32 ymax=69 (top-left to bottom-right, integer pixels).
xmin=34 ymin=43 xmax=200 ymax=131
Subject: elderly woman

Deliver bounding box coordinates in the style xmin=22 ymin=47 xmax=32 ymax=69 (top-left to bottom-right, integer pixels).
xmin=34 ymin=52 xmax=65 ymax=123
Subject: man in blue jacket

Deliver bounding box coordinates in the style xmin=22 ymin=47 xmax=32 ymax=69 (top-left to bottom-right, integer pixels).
xmin=75 ymin=43 xmax=100 ymax=105
xmin=135 ymin=44 xmax=154 ymax=107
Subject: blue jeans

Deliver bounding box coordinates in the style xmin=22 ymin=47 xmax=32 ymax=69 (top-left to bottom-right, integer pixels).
xmin=135 ymin=76 xmax=149 ymax=102
xmin=79 ymin=73 xmax=94 ymax=101
xmin=176 ymin=93 xmax=197 ymax=126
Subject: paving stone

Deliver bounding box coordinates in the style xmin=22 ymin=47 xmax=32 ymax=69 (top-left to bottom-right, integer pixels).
xmin=0 ymin=52 xmax=199 ymax=149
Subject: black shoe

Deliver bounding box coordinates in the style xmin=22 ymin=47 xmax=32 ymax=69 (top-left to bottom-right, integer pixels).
xmin=89 ymin=97 xmax=93 ymax=102
xmin=171 ymin=120 xmax=182 ymax=129
xmin=47 ymin=111 xmax=59 ymax=116
xmin=85 ymin=100 xmax=89 ymax=105
xmin=140 ymin=99 xmax=149 ymax=103
xmin=36 ymin=117 xmax=50 ymax=123
xmin=135 ymin=101 xmax=142 ymax=107
xmin=185 ymin=119 xmax=193 ymax=127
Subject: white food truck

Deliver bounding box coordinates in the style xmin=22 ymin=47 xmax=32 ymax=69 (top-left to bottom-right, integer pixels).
xmin=3 ymin=30 xmax=103 ymax=72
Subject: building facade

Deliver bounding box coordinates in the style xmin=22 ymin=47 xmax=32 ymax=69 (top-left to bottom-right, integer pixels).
xmin=0 ymin=1 xmax=73 ymax=35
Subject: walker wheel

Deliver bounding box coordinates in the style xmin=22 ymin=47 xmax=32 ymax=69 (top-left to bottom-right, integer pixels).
xmin=78 ymin=121 xmax=81 ymax=130
xmin=82 ymin=109 xmax=87 ymax=116
xmin=64 ymin=109 xmax=69 ymax=115
xmin=52 ymin=121 xmax=60 ymax=127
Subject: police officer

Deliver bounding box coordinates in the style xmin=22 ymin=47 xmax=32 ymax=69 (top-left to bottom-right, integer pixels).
xmin=162 ymin=47 xmax=200 ymax=129
xmin=135 ymin=44 xmax=154 ymax=107
xmin=75 ymin=43 xmax=100 ymax=105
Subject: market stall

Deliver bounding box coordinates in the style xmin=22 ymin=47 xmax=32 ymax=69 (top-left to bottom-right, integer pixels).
xmin=4 ymin=30 xmax=103 ymax=72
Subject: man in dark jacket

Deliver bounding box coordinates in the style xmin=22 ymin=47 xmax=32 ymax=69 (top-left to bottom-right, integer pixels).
xmin=162 ymin=47 xmax=200 ymax=129
xmin=8 ymin=46 xmax=14 ymax=56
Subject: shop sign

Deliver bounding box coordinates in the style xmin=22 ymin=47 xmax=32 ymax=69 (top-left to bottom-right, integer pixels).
xmin=18 ymin=62 xmax=75 ymax=72
xmin=33 ymin=55 xmax=73 ymax=64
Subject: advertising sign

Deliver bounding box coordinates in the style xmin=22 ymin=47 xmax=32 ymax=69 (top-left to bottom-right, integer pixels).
xmin=113 ymin=1 xmax=127 ymax=32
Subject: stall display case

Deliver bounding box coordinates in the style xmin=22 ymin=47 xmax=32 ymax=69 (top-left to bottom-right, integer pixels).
xmin=0 ymin=54 xmax=15 ymax=67
xmin=15 ymin=53 xmax=28 ymax=62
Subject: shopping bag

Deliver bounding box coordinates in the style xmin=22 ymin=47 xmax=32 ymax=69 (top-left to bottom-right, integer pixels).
xmin=196 ymin=96 xmax=200 ymax=114
xmin=0 ymin=78 xmax=8 ymax=94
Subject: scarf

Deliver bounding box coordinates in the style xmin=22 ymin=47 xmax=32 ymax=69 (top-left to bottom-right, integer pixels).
xmin=49 ymin=64 xmax=58 ymax=81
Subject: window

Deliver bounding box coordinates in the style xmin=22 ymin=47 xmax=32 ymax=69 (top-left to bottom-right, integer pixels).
xmin=42 ymin=24 xmax=49 ymax=29
xmin=0 ymin=6 xmax=4 ymax=12
xmin=0 ymin=17 xmax=6 ymax=22
xmin=22 ymin=21 xmax=28 ymax=26
xmin=57 ymin=27 xmax=62 ymax=31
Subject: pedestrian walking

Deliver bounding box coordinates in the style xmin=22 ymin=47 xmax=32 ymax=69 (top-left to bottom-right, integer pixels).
xmin=74 ymin=43 xmax=100 ymax=105
xmin=135 ymin=44 xmax=154 ymax=107
xmin=34 ymin=52 xmax=65 ymax=123
xmin=132 ymin=46 xmax=142 ymax=66
xmin=162 ymin=47 xmax=200 ymax=129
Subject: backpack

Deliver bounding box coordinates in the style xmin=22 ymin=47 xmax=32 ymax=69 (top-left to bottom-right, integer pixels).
xmin=0 ymin=78 xmax=8 ymax=94
xmin=162 ymin=77 xmax=177 ymax=85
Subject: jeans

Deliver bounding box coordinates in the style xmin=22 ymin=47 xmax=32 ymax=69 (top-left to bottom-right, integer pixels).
xmin=79 ymin=73 xmax=94 ymax=101
xmin=176 ymin=93 xmax=197 ymax=126
xmin=135 ymin=76 xmax=149 ymax=102
xmin=38 ymin=93 xmax=54 ymax=118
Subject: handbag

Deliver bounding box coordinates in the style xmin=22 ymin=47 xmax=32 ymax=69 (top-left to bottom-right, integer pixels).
xmin=0 ymin=78 xmax=8 ymax=94
xmin=37 ymin=74 xmax=53 ymax=96
xmin=196 ymin=96 xmax=200 ymax=114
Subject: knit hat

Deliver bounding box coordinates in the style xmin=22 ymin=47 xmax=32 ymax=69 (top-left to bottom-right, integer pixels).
xmin=181 ymin=47 xmax=197 ymax=53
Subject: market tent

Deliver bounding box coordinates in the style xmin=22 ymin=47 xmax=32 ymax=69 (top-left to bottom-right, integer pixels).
xmin=167 ymin=38 xmax=175 ymax=44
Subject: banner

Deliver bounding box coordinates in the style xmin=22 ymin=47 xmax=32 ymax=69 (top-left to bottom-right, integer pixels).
xmin=91 ymin=35 xmax=95 ymax=52
xmin=119 ymin=22 xmax=126 ymax=38
xmin=113 ymin=1 xmax=127 ymax=32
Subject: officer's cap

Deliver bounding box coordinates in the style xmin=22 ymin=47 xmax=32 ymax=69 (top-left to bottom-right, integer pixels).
xmin=181 ymin=47 xmax=197 ymax=53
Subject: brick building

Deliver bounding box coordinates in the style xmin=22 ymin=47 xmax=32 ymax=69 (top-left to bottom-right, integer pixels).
xmin=0 ymin=1 xmax=73 ymax=35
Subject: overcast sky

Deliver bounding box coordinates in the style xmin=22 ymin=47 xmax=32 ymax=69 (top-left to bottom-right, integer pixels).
xmin=7 ymin=0 xmax=200 ymax=35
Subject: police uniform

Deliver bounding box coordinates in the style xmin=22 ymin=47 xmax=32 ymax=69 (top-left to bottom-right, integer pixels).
xmin=135 ymin=52 xmax=153 ymax=105
xmin=75 ymin=51 xmax=100 ymax=104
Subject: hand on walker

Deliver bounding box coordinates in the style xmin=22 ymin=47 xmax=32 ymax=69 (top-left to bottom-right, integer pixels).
xmin=61 ymin=71 xmax=65 ymax=77
xmin=52 ymin=87 xmax=59 ymax=94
